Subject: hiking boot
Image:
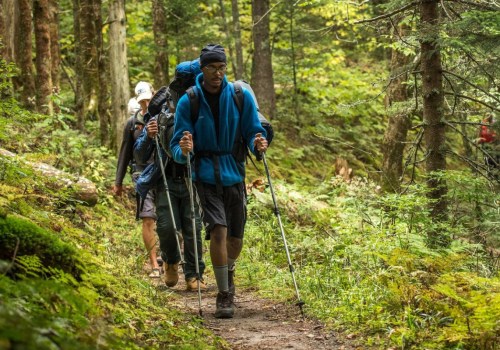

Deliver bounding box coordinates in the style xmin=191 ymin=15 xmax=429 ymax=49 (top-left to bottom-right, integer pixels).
xmin=228 ymin=265 xmax=235 ymax=295
xmin=214 ymin=291 xmax=234 ymax=319
xmin=186 ymin=277 xmax=207 ymax=291
xmin=164 ymin=263 xmax=179 ymax=287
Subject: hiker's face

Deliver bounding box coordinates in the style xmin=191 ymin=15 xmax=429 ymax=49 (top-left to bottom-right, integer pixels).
xmin=202 ymin=62 xmax=226 ymax=90
xmin=138 ymin=99 xmax=150 ymax=112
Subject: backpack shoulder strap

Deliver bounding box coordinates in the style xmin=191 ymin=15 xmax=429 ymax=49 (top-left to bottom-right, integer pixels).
xmin=232 ymin=81 xmax=244 ymax=115
xmin=186 ymin=86 xmax=200 ymax=125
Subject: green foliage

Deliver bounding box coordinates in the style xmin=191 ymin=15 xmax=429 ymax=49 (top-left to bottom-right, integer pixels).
xmin=240 ymin=170 xmax=499 ymax=349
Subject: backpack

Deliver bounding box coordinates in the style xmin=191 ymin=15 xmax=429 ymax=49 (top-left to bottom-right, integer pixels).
xmin=186 ymin=80 xmax=274 ymax=162
xmin=168 ymin=59 xmax=202 ymax=108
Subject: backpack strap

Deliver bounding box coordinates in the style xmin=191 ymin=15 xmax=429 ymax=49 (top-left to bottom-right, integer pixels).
xmin=232 ymin=81 xmax=244 ymax=115
xmin=186 ymin=86 xmax=200 ymax=125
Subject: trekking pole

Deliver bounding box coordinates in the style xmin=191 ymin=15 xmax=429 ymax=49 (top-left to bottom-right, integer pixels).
xmin=262 ymin=152 xmax=305 ymax=317
xmin=154 ymin=136 xmax=185 ymax=267
xmin=185 ymin=145 xmax=203 ymax=316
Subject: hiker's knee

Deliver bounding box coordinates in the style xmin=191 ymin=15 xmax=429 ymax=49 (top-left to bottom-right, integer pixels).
xmin=210 ymin=225 xmax=227 ymax=245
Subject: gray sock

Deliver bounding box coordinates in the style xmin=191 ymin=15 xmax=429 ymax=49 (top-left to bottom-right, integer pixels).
xmin=227 ymin=258 xmax=236 ymax=271
xmin=213 ymin=265 xmax=229 ymax=292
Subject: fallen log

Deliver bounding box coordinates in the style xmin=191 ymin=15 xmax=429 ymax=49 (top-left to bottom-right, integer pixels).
xmin=0 ymin=148 xmax=98 ymax=206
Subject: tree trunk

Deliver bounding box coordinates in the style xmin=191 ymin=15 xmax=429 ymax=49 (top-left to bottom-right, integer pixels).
xmin=420 ymin=0 xmax=448 ymax=245
xmin=381 ymin=24 xmax=412 ymax=193
xmin=72 ymin=0 xmax=84 ymax=129
xmin=2 ymin=0 xmax=18 ymax=63
xmin=94 ymin=0 xmax=109 ymax=146
xmin=49 ymin=0 xmax=60 ymax=98
xmin=33 ymin=0 xmax=53 ymax=115
xmin=78 ymin=0 xmax=100 ymax=129
xmin=231 ymin=0 xmax=244 ymax=80
xmin=289 ymin=2 xmax=297 ymax=114
xmin=18 ymin=0 xmax=36 ymax=108
xmin=108 ymin=0 xmax=130 ymax=153
xmin=0 ymin=0 xmax=4 ymax=59
xmin=251 ymin=0 xmax=276 ymax=119
xmin=153 ymin=0 xmax=168 ymax=87
xmin=3 ymin=0 xmax=19 ymax=95
xmin=218 ymin=0 xmax=237 ymax=78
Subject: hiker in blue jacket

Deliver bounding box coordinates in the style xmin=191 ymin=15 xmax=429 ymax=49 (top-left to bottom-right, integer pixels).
xmin=171 ymin=44 xmax=268 ymax=318
xmin=135 ymin=94 xmax=206 ymax=291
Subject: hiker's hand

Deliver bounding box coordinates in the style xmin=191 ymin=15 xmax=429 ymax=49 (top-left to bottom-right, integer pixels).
xmin=112 ymin=184 xmax=123 ymax=196
xmin=146 ymin=119 xmax=158 ymax=139
xmin=180 ymin=131 xmax=193 ymax=156
xmin=254 ymin=133 xmax=268 ymax=153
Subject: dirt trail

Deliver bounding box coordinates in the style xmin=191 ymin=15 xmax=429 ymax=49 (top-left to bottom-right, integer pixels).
xmin=152 ymin=273 xmax=356 ymax=350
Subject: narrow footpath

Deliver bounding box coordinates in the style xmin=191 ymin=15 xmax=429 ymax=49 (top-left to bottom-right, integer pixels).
xmin=152 ymin=272 xmax=357 ymax=350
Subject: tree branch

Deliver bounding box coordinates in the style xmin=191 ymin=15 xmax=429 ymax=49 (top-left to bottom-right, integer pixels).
xmin=389 ymin=17 xmax=419 ymax=49
xmin=445 ymin=149 xmax=497 ymax=184
xmin=355 ymin=2 xmax=417 ymax=24
xmin=443 ymin=70 xmax=500 ymax=103
xmin=445 ymin=0 xmax=500 ymax=11
xmin=447 ymin=120 xmax=489 ymax=126
xmin=444 ymin=92 xmax=500 ymax=112
xmin=462 ymin=51 xmax=497 ymax=88
xmin=401 ymin=128 xmax=425 ymax=192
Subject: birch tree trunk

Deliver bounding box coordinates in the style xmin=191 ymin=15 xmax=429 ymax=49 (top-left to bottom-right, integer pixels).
xmin=153 ymin=0 xmax=168 ymax=87
xmin=231 ymin=0 xmax=244 ymax=80
xmin=109 ymin=0 xmax=130 ymax=153
xmin=33 ymin=0 xmax=53 ymax=115
xmin=420 ymin=0 xmax=448 ymax=245
xmin=251 ymin=0 xmax=276 ymax=119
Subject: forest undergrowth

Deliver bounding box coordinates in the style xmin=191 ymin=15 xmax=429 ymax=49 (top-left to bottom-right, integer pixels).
xmin=1 ymin=85 xmax=500 ymax=349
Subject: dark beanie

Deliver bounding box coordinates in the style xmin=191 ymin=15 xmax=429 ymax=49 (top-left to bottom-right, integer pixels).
xmin=200 ymin=44 xmax=226 ymax=68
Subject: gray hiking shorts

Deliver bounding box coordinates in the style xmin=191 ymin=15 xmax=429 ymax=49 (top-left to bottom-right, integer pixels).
xmin=132 ymin=172 xmax=157 ymax=220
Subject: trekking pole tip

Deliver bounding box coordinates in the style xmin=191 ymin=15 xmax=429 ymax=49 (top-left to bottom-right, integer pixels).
xmin=296 ymin=300 xmax=306 ymax=318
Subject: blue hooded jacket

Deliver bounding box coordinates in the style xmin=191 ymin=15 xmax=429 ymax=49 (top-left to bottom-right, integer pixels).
xmin=170 ymin=74 xmax=266 ymax=186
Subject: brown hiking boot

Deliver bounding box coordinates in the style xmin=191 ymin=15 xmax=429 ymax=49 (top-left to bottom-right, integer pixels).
xmin=214 ymin=291 xmax=234 ymax=319
xmin=228 ymin=265 xmax=235 ymax=295
xmin=164 ymin=263 xmax=179 ymax=287
xmin=186 ymin=277 xmax=207 ymax=291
